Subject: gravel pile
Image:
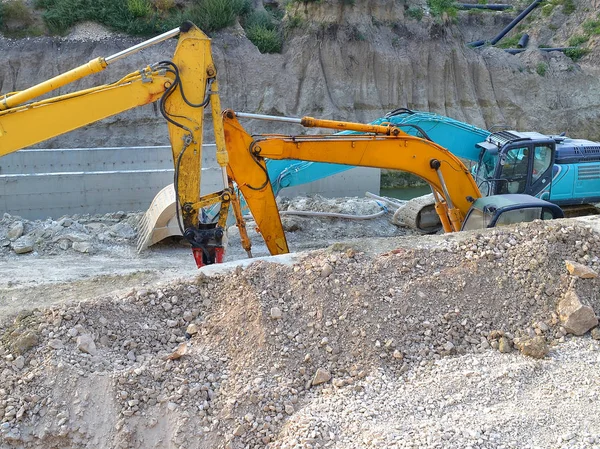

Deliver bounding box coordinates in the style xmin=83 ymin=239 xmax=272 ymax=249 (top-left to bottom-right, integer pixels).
xmin=0 ymin=212 xmax=141 ymax=256
xmin=1 ymin=219 xmax=600 ymax=448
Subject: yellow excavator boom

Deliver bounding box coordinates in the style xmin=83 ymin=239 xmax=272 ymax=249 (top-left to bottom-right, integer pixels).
xmin=222 ymin=109 xmax=483 ymax=256
xmin=0 ymin=22 xmax=246 ymax=267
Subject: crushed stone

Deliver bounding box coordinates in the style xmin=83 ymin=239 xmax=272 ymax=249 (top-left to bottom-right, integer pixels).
xmin=1 ymin=218 xmax=600 ymax=448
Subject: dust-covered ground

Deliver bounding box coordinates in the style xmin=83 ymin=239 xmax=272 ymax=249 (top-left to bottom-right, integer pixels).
xmin=1 ymin=198 xmax=600 ymax=448
xmin=0 ymin=196 xmax=411 ymax=317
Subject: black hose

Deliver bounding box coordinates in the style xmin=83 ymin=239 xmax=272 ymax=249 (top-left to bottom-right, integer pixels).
xmin=246 ymin=140 xmax=270 ymax=191
xmin=467 ymin=39 xmax=487 ymax=48
xmin=385 ymin=107 xmax=415 ymax=118
xmin=458 ymin=3 xmax=512 ymax=10
xmin=156 ymin=60 xmax=212 ymax=234
xmin=490 ymin=0 xmax=541 ymax=45
xmin=504 ymin=46 xmax=578 ymax=55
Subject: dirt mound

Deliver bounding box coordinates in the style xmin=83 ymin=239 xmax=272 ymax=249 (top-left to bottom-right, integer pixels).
xmin=1 ymin=219 xmax=599 ymax=447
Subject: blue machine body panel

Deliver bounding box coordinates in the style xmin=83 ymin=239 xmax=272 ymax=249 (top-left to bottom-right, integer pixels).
xmin=547 ymin=137 xmax=600 ymax=204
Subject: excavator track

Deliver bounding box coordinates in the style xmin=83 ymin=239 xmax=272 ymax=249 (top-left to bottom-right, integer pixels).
xmin=392 ymin=193 xmax=442 ymax=233
xmin=562 ymin=204 xmax=600 ymax=218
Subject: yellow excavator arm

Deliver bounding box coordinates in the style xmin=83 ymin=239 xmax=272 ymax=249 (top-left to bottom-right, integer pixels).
xmin=0 ymin=22 xmax=239 ymax=267
xmin=0 ymin=21 xmax=484 ymax=269
xmin=222 ymin=110 xmax=483 ymax=257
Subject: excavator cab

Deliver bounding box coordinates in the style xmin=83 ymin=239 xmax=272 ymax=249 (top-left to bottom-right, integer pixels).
xmin=474 ymin=132 xmax=555 ymax=199
xmin=461 ymin=194 xmax=564 ymax=231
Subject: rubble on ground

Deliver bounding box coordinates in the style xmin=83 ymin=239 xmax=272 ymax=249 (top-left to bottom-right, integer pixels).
xmin=0 ymin=212 xmax=141 ymax=257
xmin=1 ymin=219 xmax=600 ymax=448
xmin=0 ymin=196 xmax=409 ymax=259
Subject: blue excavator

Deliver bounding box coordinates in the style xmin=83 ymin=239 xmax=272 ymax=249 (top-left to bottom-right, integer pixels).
xmin=263 ymin=108 xmax=600 ymax=231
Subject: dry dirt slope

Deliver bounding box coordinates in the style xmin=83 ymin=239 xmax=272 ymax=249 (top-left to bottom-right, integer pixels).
xmin=1 ymin=0 xmax=599 ymax=150
xmin=1 ymin=218 xmax=600 ymax=448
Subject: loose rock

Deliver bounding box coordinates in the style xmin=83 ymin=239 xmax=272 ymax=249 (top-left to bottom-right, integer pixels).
xmin=516 ymin=336 xmax=549 ymax=359
xmin=565 ymin=260 xmax=598 ymax=279
xmin=557 ymin=290 xmax=599 ymax=336
xmin=312 ymin=368 xmax=332 ymax=386
xmin=76 ymin=334 xmax=97 ymax=355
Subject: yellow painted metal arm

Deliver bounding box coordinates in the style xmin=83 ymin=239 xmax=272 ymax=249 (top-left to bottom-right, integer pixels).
xmin=223 ymin=110 xmax=483 ymax=254
xmin=300 ymin=116 xmax=407 ymax=136
xmin=0 ymin=25 xmax=182 ymax=111
xmin=0 ymin=58 xmax=107 ymax=112
xmin=223 ymin=112 xmax=289 ymax=256
xmin=164 ymin=24 xmax=224 ymax=231
xmin=0 ymin=69 xmax=172 ymax=156
xmin=0 ymin=23 xmax=220 ymax=238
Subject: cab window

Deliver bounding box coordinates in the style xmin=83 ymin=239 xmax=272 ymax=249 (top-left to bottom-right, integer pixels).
xmin=461 ymin=207 xmax=492 ymax=231
xmin=532 ymin=145 xmax=552 ymax=182
xmin=499 ymin=147 xmax=529 ymax=194
xmin=494 ymin=207 xmax=542 ymax=227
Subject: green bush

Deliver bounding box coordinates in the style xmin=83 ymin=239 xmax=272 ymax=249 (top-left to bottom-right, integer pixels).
xmin=246 ymin=24 xmax=281 ymax=53
xmin=4 ymin=0 xmax=34 ymax=24
xmin=241 ymin=6 xmax=284 ymax=53
xmin=127 ymin=0 xmax=151 ymax=18
xmin=427 ymin=0 xmax=458 ymax=18
xmin=541 ymin=3 xmax=555 ymax=16
xmin=188 ymin=0 xmax=250 ymax=32
xmin=564 ymin=48 xmax=589 ymax=61
xmin=536 ymin=63 xmax=547 ymax=76
xmin=153 ymin=0 xmax=175 ymax=13
xmin=34 ymin=0 xmax=251 ymax=36
xmin=284 ymin=14 xmax=303 ymax=30
xmin=562 ymin=0 xmax=575 ymax=14
xmin=568 ymin=34 xmax=588 ymax=46
xmin=406 ymin=6 xmax=423 ymax=21
xmin=582 ymin=19 xmax=600 ymax=35
xmin=1 ymin=0 xmax=37 ymax=36
xmin=244 ymin=8 xmax=273 ymax=29
xmin=495 ymin=33 xmax=523 ymax=48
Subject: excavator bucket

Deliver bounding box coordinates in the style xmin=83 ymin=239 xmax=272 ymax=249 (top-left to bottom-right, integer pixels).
xmin=136 ymin=183 xmax=182 ymax=251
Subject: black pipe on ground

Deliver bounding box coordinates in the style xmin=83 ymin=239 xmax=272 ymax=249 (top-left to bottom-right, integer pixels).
xmin=518 ymin=34 xmax=529 ymax=48
xmin=467 ymin=39 xmax=487 ymax=48
xmin=539 ymin=47 xmax=577 ymax=52
xmin=490 ymin=0 xmax=542 ymax=45
xmin=458 ymin=3 xmax=512 ymax=10
xmin=504 ymin=47 xmax=578 ymax=55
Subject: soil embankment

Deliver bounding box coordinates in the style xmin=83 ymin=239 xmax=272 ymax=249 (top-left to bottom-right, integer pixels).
xmin=1 ymin=215 xmax=600 ymax=448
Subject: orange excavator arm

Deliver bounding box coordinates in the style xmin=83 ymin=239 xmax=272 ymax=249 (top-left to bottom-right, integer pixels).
xmin=222 ymin=109 xmax=482 ymax=256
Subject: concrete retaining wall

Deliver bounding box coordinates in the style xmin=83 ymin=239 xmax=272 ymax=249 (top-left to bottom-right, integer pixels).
xmin=0 ymin=145 xmax=380 ymax=220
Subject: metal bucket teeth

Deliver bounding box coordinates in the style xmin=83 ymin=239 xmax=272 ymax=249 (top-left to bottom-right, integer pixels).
xmin=136 ymin=183 xmax=182 ymax=252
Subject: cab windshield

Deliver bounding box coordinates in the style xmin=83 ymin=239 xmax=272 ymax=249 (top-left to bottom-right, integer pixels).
xmin=461 ymin=207 xmax=493 ymax=231
xmin=474 ymin=151 xmax=499 ymax=196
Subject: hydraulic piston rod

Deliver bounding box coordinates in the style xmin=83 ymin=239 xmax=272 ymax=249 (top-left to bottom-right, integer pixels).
xmin=233 ymin=111 xmax=407 ymax=136
xmin=0 ymin=26 xmax=182 ymax=111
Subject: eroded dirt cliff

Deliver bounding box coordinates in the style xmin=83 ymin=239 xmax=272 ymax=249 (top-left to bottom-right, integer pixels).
xmin=1 ymin=0 xmax=599 ymax=148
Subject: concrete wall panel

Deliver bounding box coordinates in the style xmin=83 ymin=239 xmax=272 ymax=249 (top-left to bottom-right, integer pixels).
xmin=0 ymin=145 xmax=380 ymax=220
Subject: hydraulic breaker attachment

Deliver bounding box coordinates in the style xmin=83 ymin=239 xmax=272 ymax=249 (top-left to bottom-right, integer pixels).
xmin=185 ymin=223 xmax=226 ymax=267
xmin=182 ymin=189 xmax=232 ymax=268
